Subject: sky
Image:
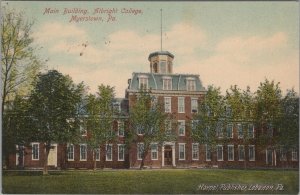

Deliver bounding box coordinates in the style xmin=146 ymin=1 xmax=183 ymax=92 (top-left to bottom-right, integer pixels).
xmin=3 ymin=1 xmax=299 ymax=97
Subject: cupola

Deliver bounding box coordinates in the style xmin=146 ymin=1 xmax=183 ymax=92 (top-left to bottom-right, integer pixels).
xmin=148 ymin=51 xmax=174 ymax=74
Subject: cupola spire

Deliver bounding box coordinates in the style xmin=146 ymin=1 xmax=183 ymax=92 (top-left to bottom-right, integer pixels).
xmin=148 ymin=9 xmax=175 ymax=74
xmin=160 ymin=8 xmax=162 ymax=51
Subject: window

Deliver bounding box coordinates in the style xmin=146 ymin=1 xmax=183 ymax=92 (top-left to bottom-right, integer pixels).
xmin=192 ymin=143 xmax=199 ymax=160
xmin=179 ymin=143 xmax=185 ymax=160
xmin=137 ymin=125 xmax=144 ymax=135
xmin=228 ymin=145 xmax=234 ymax=161
xmin=137 ymin=143 xmax=144 ymax=160
xmin=151 ymin=96 xmax=158 ymax=108
xmin=67 ymin=144 xmax=74 ymax=161
xmin=118 ymin=144 xmax=125 ymax=161
xmin=95 ymin=148 xmax=100 ymax=161
xmin=279 ymin=147 xmax=287 ymax=161
xmin=216 ymin=122 xmax=223 ymax=138
xmin=165 ymin=120 xmax=172 ymax=135
xmin=80 ymin=124 xmax=87 ymax=136
xmin=206 ymin=105 xmax=212 ymax=117
xmin=178 ymin=97 xmax=185 ymax=113
xmin=164 ymin=97 xmax=171 ymax=113
xmin=226 ymin=123 xmax=233 ymax=138
xmin=238 ymin=145 xmax=245 ymax=161
xmin=217 ymin=145 xmax=223 ymax=161
xmin=32 ymin=143 xmax=39 ymax=160
xmin=80 ymin=144 xmax=87 ymax=161
xmin=292 ymin=149 xmax=298 ymax=161
xmin=248 ymin=124 xmax=254 ymax=138
xmin=153 ymin=63 xmax=158 ymax=73
xmin=266 ymin=149 xmax=273 ymax=165
xmin=160 ymin=61 xmax=167 ymax=73
xmin=106 ymin=144 xmax=113 ymax=161
xmin=163 ymin=78 xmax=172 ymax=90
xmin=186 ymin=78 xmax=196 ymax=91
xmin=113 ymin=102 xmax=121 ymax=113
xmin=249 ymin=145 xmax=255 ymax=161
xmin=191 ymin=98 xmax=198 ymax=113
xmin=191 ymin=120 xmax=198 ymax=132
xmin=178 ymin=120 xmax=185 ymax=136
xmin=118 ymin=121 xmax=125 ymax=137
xmin=225 ymin=106 xmax=232 ymax=117
xmin=204 ymin=126 xmax=209 ymax=137
xmin=267 ymin=124 xmax=273 ymax=137
xmin=167 ymin=61 xmax=172 ymax=73
xmin=237 ymin=124 xmax=243 ymax=139
xmin=139 ymin=76 xmax=148 ymax=90
xmin=151 ymin=144 xmax=158 ymax=160
xmin=206 ymin=144 xmax=211 ymax=161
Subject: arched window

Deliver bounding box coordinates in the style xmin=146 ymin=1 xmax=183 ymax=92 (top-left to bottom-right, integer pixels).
xmin=153 ymin=63 xmax=158 ymax=73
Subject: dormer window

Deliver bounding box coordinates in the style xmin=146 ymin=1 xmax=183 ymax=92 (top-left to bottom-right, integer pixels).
xmin=113 ymin=102 xmax=121 ymax=113
xmin=163 ymin=77 xmax=172 ymax=90
xmin=186 ymin=78 xmax=196 ymax=91
xmin=138 ymin=75 xmax=148 ymax=90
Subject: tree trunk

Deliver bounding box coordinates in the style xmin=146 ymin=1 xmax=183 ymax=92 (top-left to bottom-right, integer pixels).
xmin=273 ymin=149 xmax=277 ymax=167
xmin=60 ymin=144 xmax=67 ymax=170
xmin=140 ymin=158 xmax=145 ymax=170
xmin=139 ymin=150 xmax=149 ymax=170
xmin=43 ymin=143 xmax=51 ymax=175
xmin=93 ymin=149 xmax=97 ymax=171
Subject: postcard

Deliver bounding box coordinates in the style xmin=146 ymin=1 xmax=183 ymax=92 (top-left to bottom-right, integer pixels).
xmin=1 ymin=1 xmax=299 ymax=194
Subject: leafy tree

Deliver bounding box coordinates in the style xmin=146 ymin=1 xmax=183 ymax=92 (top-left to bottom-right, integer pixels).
xmin=3 ymin=95 xmax=31 ymax=168
xmin=59 ymin=82 xmax=87 ymax=170
xmin=277 ymin=89 xmax=299 ymax=158
xmin=129 ymin=90 xmax=175 ymax=169
xmin=1 ymin=8 xmax=44 ymax=117
xmin=1 ymin=8 xmax=45 ymax=166
xmin=225 ymin=85 xmax=255 ymax=168
xmin=225 ymin=85 xmax=244 ymax=119
xmin=27 ymin=70 xmax=84 ymax=175
xmin=254 ymin=79 xmax=283 ymax=164
xmin=192 ymin=85 xmax=225 ymax=153
xmin=85 ymin=85 xmax=116 ymax=170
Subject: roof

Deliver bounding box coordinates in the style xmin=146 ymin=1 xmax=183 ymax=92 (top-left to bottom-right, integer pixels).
xmin=77 ymin=98 xmax=128 ymax=116
xmin=128 ymin=72 xmax=206 ymax=91
xmin=148 ymin=51 xmax=174 ymax=60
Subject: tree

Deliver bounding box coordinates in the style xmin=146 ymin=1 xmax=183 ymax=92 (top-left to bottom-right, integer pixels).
xmin=277 ymin=89 xmax=299 ymax=163
xmin=192 ymin=85 xmax=225 ymax=154
xmin=1 ymin=7 xmax=44 ymax=166
xmin=1 ymin=7 xmax=45 ymax=115
xmin=27 ymin=70 xmax=84 ymax=174
xmin=129 ymin=90 xmax=175 ymax=169
xmin=254 ymin=79 xmax=283 ymax=165
xmin=225 ymin=85 xmax=255 ymax=168
xmin=86 ymin=85 xmax=116 ymax=170
xmin=3 ymin=95 xmax=31 ymax=168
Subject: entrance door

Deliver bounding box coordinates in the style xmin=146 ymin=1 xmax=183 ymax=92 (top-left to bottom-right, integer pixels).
xmin=48 ymin=144 xmax=57 ymax=167
xmin=266 ymin=149 xmax=273 ymax=165
xmin=164 ymin=146 xmax=172 ymax=166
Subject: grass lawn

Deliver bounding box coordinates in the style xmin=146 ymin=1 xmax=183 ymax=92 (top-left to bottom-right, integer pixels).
xmin=2 ymin=169 xmax=299 ymax=194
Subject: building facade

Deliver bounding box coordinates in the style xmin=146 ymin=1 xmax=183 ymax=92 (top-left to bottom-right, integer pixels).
xmin=8 ymin=51 xmax=298 ymax=170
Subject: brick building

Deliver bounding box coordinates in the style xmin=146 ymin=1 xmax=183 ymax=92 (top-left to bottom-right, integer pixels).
xmin=8 ymin=50 xmax=298 ymax=170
